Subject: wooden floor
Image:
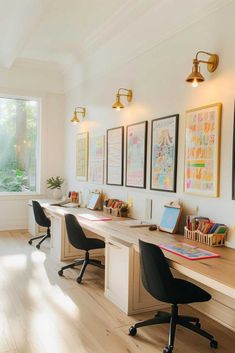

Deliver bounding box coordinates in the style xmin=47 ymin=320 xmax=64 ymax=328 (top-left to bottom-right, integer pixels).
xmin=0 ymin=230 xmax=234 ymax=353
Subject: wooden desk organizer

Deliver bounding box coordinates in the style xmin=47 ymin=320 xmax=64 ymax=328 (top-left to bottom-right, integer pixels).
xmin=184 ymin=227 xmax=226 ymax=247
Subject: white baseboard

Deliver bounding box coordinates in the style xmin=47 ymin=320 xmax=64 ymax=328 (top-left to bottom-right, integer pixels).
xmin=225 ymin=240 xmax=235 ymax=249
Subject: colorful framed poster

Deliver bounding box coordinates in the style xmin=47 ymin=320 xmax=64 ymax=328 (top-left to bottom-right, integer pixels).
xmin=76 ymin=132 xmax=89 ymax=181
xmin=126 ymin=121 xmax=147 ymax=188
xmin=89 ymin=135 xmax=105 ymax=184
xmin=150 ymin=114 xmax=179 ymax=192
xmin=106 ymin=126 xmax=124 ymax=186
xmin=184 ymin=103 xmax=222 ymax=197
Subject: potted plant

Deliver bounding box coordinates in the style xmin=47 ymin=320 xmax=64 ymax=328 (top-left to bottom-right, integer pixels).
xmin=46 ymin=176 xmax=64 ymax=199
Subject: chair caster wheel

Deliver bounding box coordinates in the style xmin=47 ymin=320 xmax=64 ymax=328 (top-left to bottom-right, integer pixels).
xmin=129 ymin=326 xmax=137 ymax=336
xmin=36 ymin=244 xmax=40 ymax=249
xmin=163 ymin=346 xmax=173 ymax=353
xmin=76 ymin=277 xmax=82 ymax=284
xmin=28 ymin=240 xmax=32 ymax=245
xmin=58 ymin=270 xmax=63 ymax=276
xmin=210 ymin=340 xmax=218 ymax=349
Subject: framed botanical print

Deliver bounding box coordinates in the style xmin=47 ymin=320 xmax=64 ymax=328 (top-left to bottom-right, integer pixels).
xmin=184 ymin=103 xmax=222 ymax=197
xmin=126 ymin=121 xmax=147 ymax=188
xmin=76 ymin=132 xmax=89 ymax=181
xmin=150 ymin=114 xmax=179 ymax=192
xmin=106 ymin=126 xmax=124 ymax=186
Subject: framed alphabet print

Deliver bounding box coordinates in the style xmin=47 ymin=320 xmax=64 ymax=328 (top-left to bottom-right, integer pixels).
xmin=106 ymin=126 xmax=124 ymax=186
xmin=184 ymin=103 xmax=222 ymax=197
xmin=150 ymin=114 xmax=179 ymax=192
xmin=76 ymin=132 xmax=89 ymax=181
xmin=126 ymin=121 xmax=147 ymax=188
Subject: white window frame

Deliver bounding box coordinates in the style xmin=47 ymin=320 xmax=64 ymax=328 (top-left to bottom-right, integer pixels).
xmin=0 ymin=93 xmax=42 ymax=197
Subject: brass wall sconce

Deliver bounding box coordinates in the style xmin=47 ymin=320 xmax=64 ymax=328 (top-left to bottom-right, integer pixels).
xmin=186 ymin=51 xmax=219 ymax=88
xmin=70 ymin=107 xmax=86 ymax=124
xmin=112 ymin=88 xmax=133 ymax=110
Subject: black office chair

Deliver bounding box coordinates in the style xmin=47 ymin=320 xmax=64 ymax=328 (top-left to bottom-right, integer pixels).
xmin=58 ymin=214 xmax=105 ymax=283
xmin=28 ymin=200 xmax=51 ymax=249
xmin=129 ymin=240 xmax=218 ymax=353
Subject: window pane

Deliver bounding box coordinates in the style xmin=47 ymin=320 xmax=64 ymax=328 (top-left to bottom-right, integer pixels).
xmin=0 ymin=97 xmax=39 ymax=192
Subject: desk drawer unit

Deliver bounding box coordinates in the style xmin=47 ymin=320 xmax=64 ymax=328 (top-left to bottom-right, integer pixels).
xmin=105 ymin=237 xmax=133 ymax=314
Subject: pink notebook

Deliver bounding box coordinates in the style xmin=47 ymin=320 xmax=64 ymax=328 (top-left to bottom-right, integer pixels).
xmin=159 ymin=242 xmax=220 ymax=261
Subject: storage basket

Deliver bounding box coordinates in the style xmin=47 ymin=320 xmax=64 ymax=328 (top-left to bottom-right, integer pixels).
xmin=184 ymin=227 xmax=226 ymax=247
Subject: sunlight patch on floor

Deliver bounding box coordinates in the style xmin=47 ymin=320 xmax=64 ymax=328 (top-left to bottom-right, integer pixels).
xmin=1 ymin=254 xmax=27 ymax=270
xmin=30 ymin=250 xmax=46 ymax=264
xmin=30 ymin=311 xmax=67 ymax=353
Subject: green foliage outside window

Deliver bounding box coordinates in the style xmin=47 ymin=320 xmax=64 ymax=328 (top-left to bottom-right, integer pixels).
xmin=0 ymin=97 xmax=39 ymax=192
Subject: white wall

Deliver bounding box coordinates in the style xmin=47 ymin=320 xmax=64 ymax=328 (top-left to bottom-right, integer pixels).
xmin=0 ymin=61 xmax=65 ymax=230
xmin=64 ymin=1 xmax=235 ymax=248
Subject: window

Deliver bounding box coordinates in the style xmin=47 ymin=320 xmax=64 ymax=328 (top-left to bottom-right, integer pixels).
xmin=0 ymin=96 xmax=40 ymax=193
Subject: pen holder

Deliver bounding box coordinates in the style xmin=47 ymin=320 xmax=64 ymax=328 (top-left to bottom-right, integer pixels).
xmin=103 ymin=205 xmax=111 ymax=214
xmin=184 ymin=227 xmax=227 ymax=247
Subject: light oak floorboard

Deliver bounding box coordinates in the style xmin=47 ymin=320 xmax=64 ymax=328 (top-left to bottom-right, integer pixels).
xmin=0 ymin=230 xmax=234 ymax=353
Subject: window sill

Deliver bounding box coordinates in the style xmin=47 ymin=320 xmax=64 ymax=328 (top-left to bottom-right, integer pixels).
xmin=0 ymin=193 xmax=47 ymax=201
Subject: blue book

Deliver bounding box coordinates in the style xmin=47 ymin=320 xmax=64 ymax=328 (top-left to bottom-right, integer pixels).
xmin=209 ymin=223 xmax=224 ymax=234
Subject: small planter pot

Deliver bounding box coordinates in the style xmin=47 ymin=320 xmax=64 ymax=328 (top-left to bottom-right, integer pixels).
xmin=53 ymin=188 xmax=62 ymax=200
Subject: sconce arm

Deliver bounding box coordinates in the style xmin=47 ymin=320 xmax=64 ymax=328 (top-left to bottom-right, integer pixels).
xmin=194 ymin=51 xmax=219 ymax=73
xmin=117 ymin=88 xmax=130 ymax=97
xmin=195 ymin=51 xmax=214 ymax=64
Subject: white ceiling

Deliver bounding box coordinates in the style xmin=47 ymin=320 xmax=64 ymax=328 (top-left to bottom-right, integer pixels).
xmin=0 ymin=0 xmax=232 ymax=73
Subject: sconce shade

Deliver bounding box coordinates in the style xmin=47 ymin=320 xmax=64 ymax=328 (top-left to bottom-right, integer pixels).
xmin=70 ymin=107 xmax=86 ymax=124
xmin=186 ymin=51 xmax=219 ymax=87
xmin=70 ymin=110 xmax=79 ymax=124
xmin=112 ymin=88 xmax=133 ymax=110
xmin=112 ymin=95 xmax=124 ymax=110
xmin=186 ymin=63 xmax=205 ymax=84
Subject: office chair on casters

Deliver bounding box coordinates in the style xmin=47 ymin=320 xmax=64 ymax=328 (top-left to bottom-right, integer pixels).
xmin=129 ymin=240 xmax=218 ymax=353
xmin=58 ymin=214 xmax=105 ymax=283
xmin=28 ymin=201 xmax=51 ymax=249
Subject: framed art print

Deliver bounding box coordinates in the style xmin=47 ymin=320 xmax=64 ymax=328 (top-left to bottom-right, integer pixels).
xmin=126 ymin=121 xmax=147 ymax=188
xmin=184 ymin=103 xmax=222 ymax=197
xmin=76 ymin=132 xmax=89 ymax=181
xmin=89 ymin=135 xmax=105 ymax=184
xmin=106 ymin=126 xmax=124 ymax=186
xmin=150 ymin=114 xmax=179 ymax=192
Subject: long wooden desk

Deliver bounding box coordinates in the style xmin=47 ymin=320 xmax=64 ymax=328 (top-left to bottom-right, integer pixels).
xmin=28 ymin=202 xmax=235 ymax=330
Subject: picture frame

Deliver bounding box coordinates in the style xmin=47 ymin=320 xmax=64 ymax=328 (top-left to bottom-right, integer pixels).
xmin=106 ymin=126 xmax=124 ymax=186
xmin=89 ymin=135 xmax=105 ymax=184
xmin=150 ymin=114 xmax=179 ymax=192
xmin=184 ymin=103 xmax=222 ymax=197
xmin=76 ymin=132 xmax=89 ymax=181
xmin=126 ymin=121 xmax=147 ymax=188
xmin=232 ymin=102 xmax=235 ymax=199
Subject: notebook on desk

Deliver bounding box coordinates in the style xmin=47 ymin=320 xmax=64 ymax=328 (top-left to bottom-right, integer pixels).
xmin=159 ymin=242 xmax=220 ymax=260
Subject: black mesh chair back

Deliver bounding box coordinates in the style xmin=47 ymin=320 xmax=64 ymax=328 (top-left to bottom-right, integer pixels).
xmin=65 ymin=214 xmax=88 ymax=250
xmin=32 ymin=201 xmax=51 ymax=228
xmin=139 ymin=239 xmax=174 ymax=303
